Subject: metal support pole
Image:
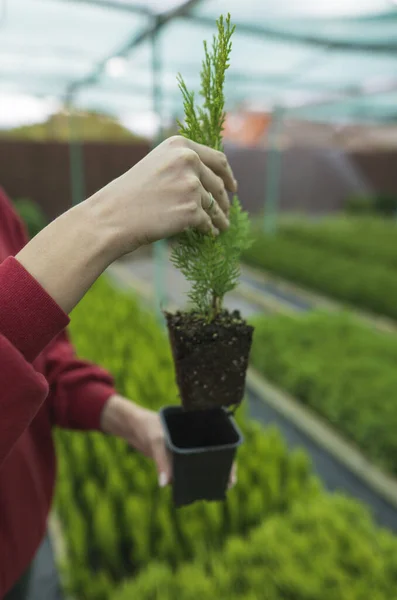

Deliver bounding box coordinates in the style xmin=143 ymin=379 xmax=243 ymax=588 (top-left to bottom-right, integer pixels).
xmin=151 ymin=17 xmax=167 ymax=322
xmin=263 ymin=105 xmax=284 ymax=234
xmin=67 ymin=96 xmax=86 ymax=207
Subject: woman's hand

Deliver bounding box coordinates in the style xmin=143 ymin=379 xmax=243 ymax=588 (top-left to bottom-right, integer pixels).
xmin=101 ymin=395 xmax=173 ymax=486
xmin=16 ymin=135 xmax=237 ymax=314
xmin=101 ymin=394 xmax=237 ymax=489
xmin=90 ymin=135 xmax=237 ymax=257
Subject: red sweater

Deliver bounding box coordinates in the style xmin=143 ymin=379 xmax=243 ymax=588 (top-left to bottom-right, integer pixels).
xmin=0 ymin=189 xmax=116 ymax=597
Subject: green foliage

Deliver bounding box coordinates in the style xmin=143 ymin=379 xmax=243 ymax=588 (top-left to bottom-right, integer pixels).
xmin=113 ymin=494 xmax=397 ymax=600
xmin=13 ymin=198 xmax=47 ymax=238
xmin=279 ymin=216 xmax=397 ymax=270
xmin=171 ymin=197 xmax=251 ymax=317
xmin=243 ymin=222 xmax=397 ymax=319
xmin=251 ymin=310 xmax=397 ymax=475
xmin=177 ymin=14 xmax=234 ymax=150
xmin=56 ymin=277 xmax=316 ymax=600
xmin=346 ymin=193 xmax=397 ymax=217
xmin=171 ymin=15 xmax=251 ymax=320
xmin=345 ymin=194 xmax=376 ymax=216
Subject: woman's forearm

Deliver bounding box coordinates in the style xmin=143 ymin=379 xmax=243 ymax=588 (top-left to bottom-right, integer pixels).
xmin=16 ymin=197 xmax=116 ymax=315
xmin=15 ymin=136 xmax=237 ymax=315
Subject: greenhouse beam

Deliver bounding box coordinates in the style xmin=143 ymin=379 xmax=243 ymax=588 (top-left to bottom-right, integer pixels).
xmin=63 ymin=69 xmax=343 ymax=100
xmin=65 ymin=96 xmax=86 ymax=208
xmin=151 ymin=17 xmax=168 ymax=323
xmin=55 ymin=0 xmax=150 ymax=16
xmin=181 ymin=14 xmax=397 ymax=55
xmin=263 ymin=105 xmax=284 ymax=235
xmin=66 ymin=0 xmax=204 ymax=98
xmin=284 ymin=77 xmax=397 ymax=115
xmin=54 ymin=0 xmax=397 ymax=55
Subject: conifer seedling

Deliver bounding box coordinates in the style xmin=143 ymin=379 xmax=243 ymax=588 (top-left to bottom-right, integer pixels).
xmin=170 ymin=14 xmax=252 ymax=322
xmin=166 ymin=15 xmax=254 ymax=411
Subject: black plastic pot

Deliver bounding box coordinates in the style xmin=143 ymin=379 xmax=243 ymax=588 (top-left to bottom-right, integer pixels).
xmin=160 ymin=405 xmax=243 ymax=507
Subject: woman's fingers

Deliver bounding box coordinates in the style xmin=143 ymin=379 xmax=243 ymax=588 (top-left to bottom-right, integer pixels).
xmin=228 ymin=462 xmax=237 ymax=489
xmin=196 ymin=214 xmax=215 ymax=235
xmin=201 ymin=188 xmax=229 ymax=233
xmin=181 ymin=139 xmax=231 ymax=234
xmin=200 ymin=162 xmax=230 ymax=216
xmin=188 ymin=139 xmax=237 ymax=193
xmin=152 ymin=439 xmax=172 ymax=488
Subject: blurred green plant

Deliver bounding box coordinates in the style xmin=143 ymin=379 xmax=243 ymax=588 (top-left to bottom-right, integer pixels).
xmin=13 ymin=198 xmax=47 ymax=238
xmin=56 ymin=278 xmax=397 ymax=599
xmin=243 ymin=220 xmax=397 ymax=320
xmin=113 ymin=494 xmax=397 ymax=600
xmin=345 ymin=194 xmax=375 ymax=215
xmin=55 ymin=277 xmax=317 ymax=600
xmin=277 ymin=215 xmax=397 ymax=269
xmin=346 ymin=193 xmax=397 ymax=217
xmin=251 ymin=310 xmax=397 ymax=475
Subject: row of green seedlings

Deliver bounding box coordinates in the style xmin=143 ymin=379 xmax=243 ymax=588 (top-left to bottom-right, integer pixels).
xmin=251 ymin=310 xmax=397 ymax=476
xmin=113 ymin=493 xmax=397 ymax=600
xmin=55 ymin=422 xmax=315 ymax=600
xmin=243 ymin=225 xmax=397 ymax=320
xmin=280 ymin=216 xmax=397 ymax=269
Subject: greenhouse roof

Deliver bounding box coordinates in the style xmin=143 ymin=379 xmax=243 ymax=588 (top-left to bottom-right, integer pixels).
xmin=1 ymin=0 xmax=397 ymax=129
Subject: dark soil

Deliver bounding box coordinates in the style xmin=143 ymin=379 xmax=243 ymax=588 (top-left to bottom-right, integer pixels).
xmin=165 ymin=310 xmax=254 ymax=411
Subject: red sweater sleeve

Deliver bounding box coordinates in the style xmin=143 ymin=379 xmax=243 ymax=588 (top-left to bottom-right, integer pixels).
xmin=0 ymin=257 xmax=69 ymax=466
xmin=0 ymin=188 xmax=115 ymax=433
xmin=44 ymin=330 xmax=115 ymax=431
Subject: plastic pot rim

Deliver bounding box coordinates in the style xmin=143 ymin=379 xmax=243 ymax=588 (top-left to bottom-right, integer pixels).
xmin=159 ymin=406 xmax=244 ymax=456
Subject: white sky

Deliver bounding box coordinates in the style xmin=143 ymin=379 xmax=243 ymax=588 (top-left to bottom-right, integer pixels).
xmin=0 ymin=93 xmax=61 ymax=128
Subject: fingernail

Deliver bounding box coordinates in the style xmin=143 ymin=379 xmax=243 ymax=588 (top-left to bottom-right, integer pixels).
xmin=159 ymin=472 xmax=168 ymax=488
xmin=212 ymin=226 xmax=219 ymax=236
xmin=228 ymin=474 xmax=237 ymax=489
xmin=233 ymin=178 xmax=238 ymax=191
